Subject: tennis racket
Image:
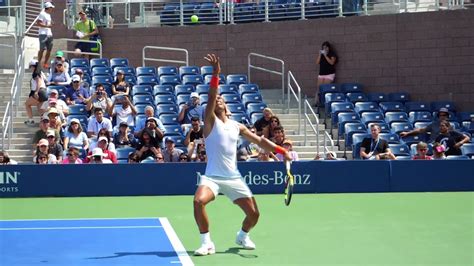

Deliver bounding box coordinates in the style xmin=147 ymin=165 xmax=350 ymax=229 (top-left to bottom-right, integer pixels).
xmin=284 ymin=160 xmax=294 ymax=206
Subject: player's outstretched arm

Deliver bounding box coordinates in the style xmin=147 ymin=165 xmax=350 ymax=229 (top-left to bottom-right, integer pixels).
xmin=239 ymin=123 xmax=291 ymax=161
xmin=203 ymin=54 xmax=221 ymax=137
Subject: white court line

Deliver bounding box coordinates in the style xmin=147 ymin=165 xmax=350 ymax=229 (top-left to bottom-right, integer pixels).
xmin=0 ymin=217 xmax=159 ymax=222
xmin=159 ymin=217 xmax=194 ymax=266
xmin=0 ymin=225 xmax=163 ymax=231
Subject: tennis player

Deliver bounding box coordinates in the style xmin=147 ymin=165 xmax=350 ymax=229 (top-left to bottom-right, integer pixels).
xmin=193 ymin=54 xmax=291 ymax=256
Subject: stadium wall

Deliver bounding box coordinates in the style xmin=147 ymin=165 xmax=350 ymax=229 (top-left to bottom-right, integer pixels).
xmin=1 ymin=161 xmax=473 ymax=198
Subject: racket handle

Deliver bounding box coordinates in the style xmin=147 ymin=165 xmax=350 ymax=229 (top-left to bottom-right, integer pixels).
xmin=285 ymin=160 xmax=291 ymax=171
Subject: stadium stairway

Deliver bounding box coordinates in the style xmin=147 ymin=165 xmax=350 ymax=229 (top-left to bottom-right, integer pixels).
xmin=259 ymin=89 xmax=345 ymax=160
xmin=0 ymin=71 xmax=35 ymax=164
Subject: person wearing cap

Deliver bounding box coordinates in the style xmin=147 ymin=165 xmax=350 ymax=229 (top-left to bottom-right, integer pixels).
xmin=47 ymin=59 xmax=71 ymax=86
xmin=434 ymin=120 xmax=470 ymax=156
xmin=87 ymin=107 xmax=113 ymax=138
xmin=63 ymin=118 xmax=89 ymax=156
xmin=44 ymin=129 xmax=63 ymax=161
xmin=45 ymin=107 xmax=63 ymax=132
xmin=87 ymin=148 xmax=112 ymax=164
xmin=36 ymin=2 xmax=55 ymax=68
xmin=135 ymin=128 xmax=162 ymax=162
xmin=134 ymin=106 xmax=165 ymax=137
xmin=24 ymin=60 xmax=48 ymax=125
xmin=192 ymin=55 xmax=291 ymax=256
xmin=49 ymin=50 xmax=70 ymax=75
xmin=33 ymin=138 xmax=57 ymax=164
xmin=39 ymin=90 xmax=69 ymax=116
xmin=400 ymin=107 xmax=451 ymax=143
xmin=113 ymin=121 xmax=137 ymax=148
xmin=275 ymin=139 xmax=299 ymax=161
xmin=178 ymin=91 xmax=204 ymax=124
xmin=86 ymin=83 xmax=113 ymax=114
xmin=65 ymin=74 xmax=90 ymax=105
xmin=86 ymin=135 xmax=117 ymax=163
xmin=111 ymin=69 xmax=131 ymax=97
xmin=32 ymin=114 xmax=60 ymax=152
xmin=162 ymin=137 xmax=184 ymax=162
xmin=74 ymin=10 xmax=99 ymax=59
xmin=111 ymin=94 xmax=137 ymax=129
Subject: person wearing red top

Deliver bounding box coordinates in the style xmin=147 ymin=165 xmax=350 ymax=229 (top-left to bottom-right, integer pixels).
xmin=412 ymin=141 xmax=432 ymax=160
xmin=85 ymin=136 xmax=117 ymax=163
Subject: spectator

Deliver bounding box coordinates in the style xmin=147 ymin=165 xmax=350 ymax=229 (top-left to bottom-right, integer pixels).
xmin=35 ymin=152 xmax=49 ymax=164
xmin=89 ymin=128 xmax=116 ymax=154
xmin=134 ymin=106 xmax=165 ymax=137
xmin=412 ymin=141 xmax=432 ymax=160
xmin=0 ymin=150 xmax=17 ymax=165
xmin=73 ymin=68 xmax=89 ymax=87
xmin=432 ymin=142 xmax=447 ymax=160
xmin=88 ymin=148 xmax=112 ymax=164
xmin=49 ymin=50 xmax=69 ymax=75
xmin=276 ymin=139 xmax=299 ymax=161
xmin=434 ymin=120 xmax=470 ymax=156
xmin=36 ymin=2 xmax=54 ymax=68
xmin=237 ymin=126 xmax=260 ymax=161
xmin=39 ymin=89 xmax=69 ymax=116
xmin=360 ymin=124 xmax=396 ymax=160
xmin=112 ymin=95 xmax=137 ymax=128
xmin=270 ymin=126 xmax=287 ymax=146
xmin=162 ymin=137 xmax=183 ymax=162
xmin=87 ymin=107 xmax=113 ymax=138
xmin=400 ymin=107 xmax=450 ymax=143
xmin=74 ymin=10 xmax=99 ymax=59
xmin=34 ymin=139 xmax=57 ymax=164
xmin=253 ymin=107 xmax=274 ymax=136
xmin=24 ymin=60 xmax=48 ymax=125
xmin=32 ymin=115 xmax=60 ymax=152
xmin=111 ymin=70 xmax=130 ymax=98
xmin=258 ymin=148 xmax=279 ymax=162
xmin=113 ymin=122 xmax=137 ymax=148
xmin=86 ymin=136 xmax=117 ymax=163
xmin=155 ymin=153 xmax=165 ymax=163
xmin=195 ymin=145 xmax=207 ymax=162
xmin=44 ymin=107 xmax=63 ymax=132
xmin=184 ymin=116 xmax=204 ymax=146
xmin=135 ymin=128 xmax=162 ymax=161
xmin=61 ymin=147 xmax=83 ymax=164
xmin=65 ymin=75 xmax=90 ymax=105
xmin=178 ymin=92 xmax=204 ymax=124
xmin=45 ymin=130 xmax=63 ymax=161
xmin=144 ymin=117 xmax=165 ymax=145
xmin=47 ymin=61 xmax=71 ymax=86
xmin=179 ymin=152 xmax=190 ymax=162
xmin=262 ymin=115 xmax=281 ymax=139
xmin=128 ymin=151 xmax=140 ymax=163
xmin=63 ymin=118 xmax=89 ymax=151
xmin=86 ymin=83 xmax=113 ymax=114
xmin=315 ymin=41 xmax=337 ymax=106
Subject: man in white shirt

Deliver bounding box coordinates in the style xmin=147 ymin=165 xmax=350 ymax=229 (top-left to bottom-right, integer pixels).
xmin=39 ymin=89 xmax=69 ymax=116
xmin=87 ymin=107 xmax=113 ymax=139
xmin=36 ymin=2 xmax=54 ymax=69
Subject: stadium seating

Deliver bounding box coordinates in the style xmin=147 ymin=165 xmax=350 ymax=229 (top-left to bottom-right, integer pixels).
xmin=154 ymin=85 xmax=174 ymax=96
xmin=158 ymin=66 xmax=178 ymax=77
xmin=136 ymin=66 xmax=157 ymax=77
xmin=179 ymin=66 xmax=200 ymax=79
xmin=116 ymin=147 xmax=136 ymax=160
xmin=389 ymin=143 xmax=410 ymax=157
xmin=110 ymin=58 xmax=129 ymax=70
xmin=114 ymin=66 xmax=135 ymax=76
xmin=159 ymin=114 xmax=180 ymax=125
xmin=226 ymin=74 xmax=248 ymax=86
xmin=137 ymin=76 xmax=159 ymax=86
xmin=174 ymin=85 xmax=194 ymax=96
xmin=379 ymin=102 xmax=405 ymax=113
xmin=340 ymin=83 xmax=363 ymax=93
xmin=354 ymin=102 xmax=379 ymax=115
xmin=68 ymin=104 xmax=87 ymax=116
xmin=159 ymin=75 xmax=181 ymax=86
xmin=239 ymin=84 xmax=260 ymax=97
xmin=367 ymin=92 xmax=387 ymax=103
xmin=131 ymin=85 xmax=153 ymax=97
xmin=90 ymin=58 xmax=109 ymax=70
xmin=461 ymin=143 xmax=474 ymax=157
xmin=387 ymin=92 xmax=410 ymax=103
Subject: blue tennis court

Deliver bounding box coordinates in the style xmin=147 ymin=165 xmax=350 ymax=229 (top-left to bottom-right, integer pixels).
xmin=0 ymin=218 xmax=194 ymax=266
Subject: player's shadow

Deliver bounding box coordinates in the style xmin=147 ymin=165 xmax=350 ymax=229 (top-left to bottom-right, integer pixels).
xmin=86 ymin=251 xmax=177 ymax=260
xmin=187 ymin=247 xmax=258 ymax=259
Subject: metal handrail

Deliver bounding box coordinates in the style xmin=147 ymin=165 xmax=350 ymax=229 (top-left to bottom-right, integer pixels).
xmin=303 ymin=99 xmax=320 ymax=155
xmin=142 ymin=46 xmax=189 ymax=67
xmin=287 ymin=71 xmax=301 ymax=134
xmin=247 ymin=53 xmax=285 ymax=103
xmin=56 ymin=38 xmax=103 ymax=58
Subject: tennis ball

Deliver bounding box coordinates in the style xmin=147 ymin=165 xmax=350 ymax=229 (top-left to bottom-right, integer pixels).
xmin=191 ymin=15 xmax=199 ymax=23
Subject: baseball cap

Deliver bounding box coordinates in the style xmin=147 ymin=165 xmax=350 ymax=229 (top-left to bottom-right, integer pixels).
xmin=37 ymin=139 xmax=49 ymax=146
xmin=282 ymin=139 xmax=293 ymax=146
xmin=75 ymin=68 xmax=83 ymax=74
xmin=90 ymin=148 xmax=106 ymax=157
xmin=41 ymin=114 xmax=50 ymax=121
xmin=29 ymin=59 xmax=38 ymax=67
xmin=46 ymin=130 xmax=55 ymax=137
xmin=78 ymin=10 xmax=86 ymax=15
xmin=48 ymin=97 xmax=57 ymax=104
xmin=69 ymin=118 xmax=80 ymax=125
xmin=47 ymin=107 xmax=59 ymax=115
xmin=438 ymin=107 xmax=449 ymax=115
xmin=44 ymin=2 xmax=55 ymax=9
xmin=165 ymin=137 xmax=175 ymax=143
xmin=55 ymin=50 xmax=64 ymax=57
xmin=190 ymin=92 xmax=199 ymax=98
xmin=191 ymin=116 xmax=200 ymax=122
xmin=72 ymin=75 xmax=81 ymax=82
xmin=119 ymin=122 xmax=128 ymax=127
xmin=98 ymin=136 xmax=108 ymax=143
xmin=116 ymin=69 xmax=125 ymax=75
xmin=146 ymin=117 xmax=159 ymax=124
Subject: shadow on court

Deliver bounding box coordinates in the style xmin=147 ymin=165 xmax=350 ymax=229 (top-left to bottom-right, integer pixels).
xmin=186 ymin=247 xmax=258 ymax=258
xmin=86 ymin=251 xmax=178 ymax=260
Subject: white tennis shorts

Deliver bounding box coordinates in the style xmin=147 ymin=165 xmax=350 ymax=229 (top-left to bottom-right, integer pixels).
xmin=199 ymin=175 xmax=253 ymax=201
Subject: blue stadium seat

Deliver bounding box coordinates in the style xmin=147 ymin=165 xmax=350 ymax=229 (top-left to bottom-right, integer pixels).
xmin=159 ymin=114 xmax=180 ymax=125
xmin=345 ymin=92 xmax=368 ymax=103
xmin=227 ymin=103 xmax=246 ymax=114
xmin=379 ymin=133 xmax=400 ymax=144
xmin=157 ymin=104 xmax=178 ymax=115
xmin=124 ymin=76 xmax=136 ymax=86
xmin=384 ymin=111 xmax=409 ymax=125
xmin=174 ymin=85 xmax=194 ymax=96
xmin=131 ymin=85 xmax=153 ymax=97
xmin=68 ymin=104 xmax=87 ymax=115
xmin=361 ymin=112 xmax=384 ymax=126
xmin=165 ymin=135 xmax=185 ymax=147
xmin=396 ymin=155 xmax=412 ymax=160
xmin=324 ymin=93 xmax=346 ymax=112
xmin=179 ymin=66 xmax=200 ymax=79
xmin=389 ymin=143 xmax=410 ymax=157
xmin=366 ymin=92 xmax=387 ymax=103
xmin=158 ymin=66 xmax=178 ymax=77
xmin=402 ymin=134 xmax=427 ymax=146
xmin=135 ymin=104 xmax=149 ymax=115
xmin=116 ymin=147 xmax=136 ymax=160
xmin=70 ymin=66 xmax=91 ymax=76
xmin=246 ymin=102 xmax=267 ymax=116
xmin=387 ymin=92 xmax=410 ymax=103
xmin=196 ymin=84 xmax=210 ymax=95
xmin=413 ymin=121 xmax=431 ymax=129
xmin=230 ymin=113 xmax=250 ymax=124
xmin=200 ymin=66 xmax=214 ymax=77
xmin=182 ymin=75 xmax=203 ymax=86
xmin=218 ymin=84 xmax=239 ymax=95
xmin=367 ymin=122 xmax=390 ymax=133
xmin=133 ymin=95 xmax=154 ymax=105
xmin=251 ymin=113 xmax=263 ymax=124
xmin=350 ymin=133 xmax=371 ymax=158
xmin=200 ymin=94 xmax=209 ymax=105
xmin=449 ymin=121 xmax=462 ymax=130
xmin=242 ymin=93 xmax=263 ymax=107
xmin=379 ymin=101 xmax=405 ymax=113
xmin=89 ymin=58 xmax=108 ymax=70
xmin=114 ymin=66 xmax=135 ymax=76
xmin=92 ymin=75 xmax=113 ymax=85
xmin=340 ymin=83 xmax=363 ymax=93
xmin=344 ymin=123 xmax=367 ymax=149
xmin=204 ymin=74 xmax=226 ymax=85
xmin=92 ymin=67 xmax=112 ymax=77
xmin=226 ymin=74 xmax=247 ymax=86
xmin=159 ymin=75 xmax=180 ymax=86
xmin=390 ymin=122 xmax=414 ymax=134
xmin=110 ymin=58 xmax=129 ymax=70
xmin=445 ymin=155 xmax=470 ymax=160
xmin=176 ymin=94 xmax=191 ymax=106
xmin=318 ymin=83 xmax=341 ymax=104
xmin=47 ymin=85 xmax=67 ymax=98
xmin=137 ymin=76 xmax=158 ymax=86
xmin=457 ymin=112 xmax=474 ymax=123
xmin=153 ymin=85 xmax=174 ymax=96
xmin=405 ymin=101 xmax=430 ymax=112
xmin=330 ymin=102 xmax=355 ymax=125
xmin=239 ymin=84 xmax=260 ymax=97
xmin=164 ymin=124 xmax=184 ymax=137
xmin=337 ymin=112 xmax=360 ymax=141
xmin=431 ymin=101 xmax=456 ymax=112
xmin=136 ymin=66 xmax=157 ymax=77
xmin=222 ymin=94 xmax=241 ymax=104
xmin=354 ymin=101 xmax=379 ymax=115
xmin=461 ymin=143 xmax=474 ymax=157
xmin=155 ymin=94 xmax=176 ymax=105
xmin=408 ymin=111 xmax=432 ymax=123
xmin=70 ymin=58 xmax=89 ymax=68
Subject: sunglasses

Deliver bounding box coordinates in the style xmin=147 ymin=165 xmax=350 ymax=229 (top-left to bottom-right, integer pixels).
xmin=419 ymin=148 xmax=427 ymax=151
xmin=39 ymin=145 xmax=48 ymax=148
xmin=439 ymin=114 xmax=448 ymax=117
xmin=66 ymin=153 xmax=76 ymax=156
xmin=73 ymin=81 xmax=80 ymax=83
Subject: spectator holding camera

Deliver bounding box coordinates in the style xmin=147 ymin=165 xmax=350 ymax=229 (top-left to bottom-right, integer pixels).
xmin=315 ymin=41 xmax=337 ymax=105
xmin=134 ymin=106 xmax=166 ymax=137
xmin=87 ymin=83 xmax=112 ymax=114
xmin=112 ymin=95 xmax=137 ymax=128
xmin=178 ymin=92 xmax=204 ymax=124
xmin=113 ymin=122 xmax=137 ymax=148
xmin=65 ymin=75 xmax=90 ymax=105
xmin=432 ymin=142 xmax=447 ymax=160
xmin=135 ymin=128 xmax=162 ymax=161
xmin=360 ymin=124 xmax=396 ymax=160
xmin=87 ymin=107 xmax=113 ymax=139
xmin=412 ymin=141 xmax=432 ymax=160
xmin=434 ymin=120 xmax=470 ymax=156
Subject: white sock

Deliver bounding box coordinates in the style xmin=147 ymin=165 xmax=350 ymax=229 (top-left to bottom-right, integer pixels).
xmin=200 ymin=232 xmax=211 ymax=245
xmin=238 ymin=229 xmax=248 ymax=238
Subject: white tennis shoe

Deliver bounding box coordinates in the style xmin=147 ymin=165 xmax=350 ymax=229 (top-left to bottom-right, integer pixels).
xmin=235 ymin=234 xmax=256 ymax=250
xmin=194 ymin=242 xmax=216 ymax=256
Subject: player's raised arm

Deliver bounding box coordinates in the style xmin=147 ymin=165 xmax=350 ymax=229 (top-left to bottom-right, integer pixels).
xmin=203 ymin=54 xmax=221 ymax=137
xmin=239 ymin=123 xmax=292 ymax=161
